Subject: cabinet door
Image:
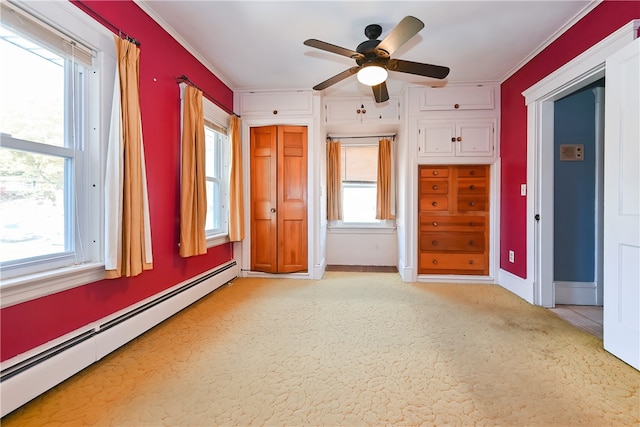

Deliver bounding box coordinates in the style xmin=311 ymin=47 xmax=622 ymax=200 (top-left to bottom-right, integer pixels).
xmin=277 ymin=126 xmax=308 ymax=273
xmin=324 ymin=99 xmax=362 ymax=125
xmin=240 ymin=91 xmax=313 ymax=116
xmin=419 ymin=123 xmax=455 ymax=156
xmin=455 ymin=121 xmax=494 ymax=156
xmin=361 ymin=99 xmax=400 ymax=123
xmin=419 ymin=85 xmax=494 ymax=111
xmin=250 ymin=126 xmax=278 ymax=273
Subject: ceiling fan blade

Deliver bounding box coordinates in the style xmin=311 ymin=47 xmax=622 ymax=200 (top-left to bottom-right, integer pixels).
xmin=304 ymin=39 xmax=364 ymax=60
xmin=372 ymin=81 xmax=389 ymax=103
xmin=375 ymin=16 xmax=424 ymax=57
xmin=313 ymin=66 xmax=360 ymax=90
xmin=388 ymin=59 xmax=450 ymax=79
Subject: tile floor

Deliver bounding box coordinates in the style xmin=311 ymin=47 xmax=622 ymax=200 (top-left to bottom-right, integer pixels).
xmin=549 ymin=305 xmax=603 ymax=339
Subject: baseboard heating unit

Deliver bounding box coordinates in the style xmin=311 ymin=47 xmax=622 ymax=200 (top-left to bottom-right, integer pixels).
xmin=0 ymin=260 xmax=237 ymax=417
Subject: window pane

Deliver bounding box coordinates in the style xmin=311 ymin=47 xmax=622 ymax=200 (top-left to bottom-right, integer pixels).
xmin=0 ymin=147 xmax=70 ymax=262
xmin=341 ymin=145 xmax=378 ymax=182
xmin=0 ymin=28 xmax=65 ymax=147
xmin=205 ymin=128 xmax=221 ymax=179
xmin=205 ymin=179 xmax=220 ymax=232
xmin=342 ymin=183 xmax=377 ymax=223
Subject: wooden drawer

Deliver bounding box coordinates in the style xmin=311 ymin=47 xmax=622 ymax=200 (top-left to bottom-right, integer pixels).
xmin=420 ymin=179 xmax=449 ymax=194
xmin=420 ymin=195 xmax=449 ymax=211
xmin=457 ymin=178 xmax=487 ymax=194
xmin=458 ymin=194 xmax=488 ymax=212
xmin=420 ymin=214 xmax=486 ymax=232
xmin=457 ymin=165 xmax=487 ymax=178
xmin=420 ymin=166 xmax=449 ymax=178
xmin=420 ymin=232 xmax=485 ymax=252
xmin=419 ymin=253 xmax=486 ymax=273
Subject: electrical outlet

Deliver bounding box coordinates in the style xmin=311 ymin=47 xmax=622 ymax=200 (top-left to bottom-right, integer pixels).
xmin=520 ymin=184 xmax=527 ymax=196
xmin=508 ymin=250 xmax=515 ymax=263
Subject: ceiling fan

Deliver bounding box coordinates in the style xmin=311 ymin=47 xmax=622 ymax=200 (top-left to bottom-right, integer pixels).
xmin=304 ymin=16 xmax=450 ymax=103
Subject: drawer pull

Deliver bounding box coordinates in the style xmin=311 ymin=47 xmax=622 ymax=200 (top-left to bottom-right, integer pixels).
xmin=432 ymin=201 xmax=438 ymax=207
xmin=432 ymin=171 xmax=439 ymax=176
xmin=469 ymin=184 xmax=475 ymax=190
xmin=469 ymin=201 xmax=476 ymax=207
xmin=469 ymin=221 xmax=475 ymax=226
xmin=470 ymin=170 xmax=476 ymax=176
xmin=432 ymin=259 xmax=438 ymax=265
xmin=432 ymin=185 xmax=438 ymax=190
xmin=469 ymin=240 xmax=475 ymax=246
xmin=469 ymin=260 xmax=475 ymax=265
xmin=432 ymin=221 xmax=438 ymax=227
xmin=432 ymin=240 xmax=438 ymax=246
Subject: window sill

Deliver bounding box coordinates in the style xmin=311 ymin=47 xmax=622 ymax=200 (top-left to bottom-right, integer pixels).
xmin=207 ymin=234 xmax=230 ymax=248
xmin=1 ymin=262 xmax=106 ymax=308
xmin=327 ymin=224 xmax=397 ymax=234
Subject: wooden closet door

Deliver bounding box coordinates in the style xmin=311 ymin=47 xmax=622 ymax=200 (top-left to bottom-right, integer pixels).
xmin=277 ymin=126 xmax=307 ymax=273
xmin=250 ymin=126 xmax=278 ymax=273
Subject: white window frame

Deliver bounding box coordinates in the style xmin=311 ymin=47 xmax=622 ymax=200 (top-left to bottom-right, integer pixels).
xmin=328 ymin=140 xmax=395 ymax=230
xmin=203 ymin=112 xmax=230 ymax=246
xmin=0 ymin=1 xmax=116 ymax=308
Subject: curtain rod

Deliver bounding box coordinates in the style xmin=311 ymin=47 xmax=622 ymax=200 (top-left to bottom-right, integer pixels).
xmin=71 ymin=2 xmax=140 ymax=46
xmin=178 ymin=75 xmax=239 ymax=118
xmin=327 ymin=134 xmax=395 ymax=141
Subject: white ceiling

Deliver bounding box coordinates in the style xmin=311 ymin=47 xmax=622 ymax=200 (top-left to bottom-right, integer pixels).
xmin=137 ymin=1 xmax=597 ymax=98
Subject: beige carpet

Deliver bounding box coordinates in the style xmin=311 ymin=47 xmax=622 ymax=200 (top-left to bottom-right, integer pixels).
xmin=3 ymin=272 xmax=639 ymax=426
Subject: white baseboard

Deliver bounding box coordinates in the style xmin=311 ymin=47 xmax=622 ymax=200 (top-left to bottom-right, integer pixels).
xmin=0 ymin=261 xmax=237 ymax=417
xmin=554 ymin=281 xmax=598 ymax=306
xmin=498 ymin=269 xmax=535 ymax=304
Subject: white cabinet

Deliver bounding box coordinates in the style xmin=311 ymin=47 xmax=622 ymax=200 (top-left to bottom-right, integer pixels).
xmin=237 ymin=91 xmax=313 ymax=116
xmin=419 ymin=85 xmax=494 ymax=111
xmin=324 ymin=97 xmax=400 ymax=126
xmin=418 ymin=120 xmax=495 ymax=157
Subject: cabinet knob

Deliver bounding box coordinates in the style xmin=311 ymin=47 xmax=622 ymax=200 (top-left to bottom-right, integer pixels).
xmin=432 ymin=221 xmax=438 ymax=227
xmin=432 ymin=201 xmax=438 ymax=207
xmin=456 ymin=136 xmax=462 ymax=142
xmin=362 ymin=109 xmax=366 ymax=114
xmin=469 ymin=221 xmax=475 ymax=226
xmin=433 ymin=171 xmax=438 ymax=176
xmin=432 ymin=185 xmax=438 ymax=190
xmin=469 ymin=201 xmax=476 ymax=207
xmin=470 ymin=170 xmax=476 ymax=176
xmin=454 ymin=103 xmax=460 ymax=109
xmin=469 ymin=184 xmax=476 ymax=190
xmin=469 ymin=240 xmax=475 ymax=246
xmin=451 ymin=137 xmax=456 ymax=142
xmin=432 ymin=240 xmax=438 ymax=246
xmin=356 ymin=109 xmax=361 ymax=114
xmin=469 ymin=260 xmax=475 ymax=265
xmin=432 ymin=259 xmax=438 ymax=265
xmin=273 ymin=110 xmax=278 ymax=115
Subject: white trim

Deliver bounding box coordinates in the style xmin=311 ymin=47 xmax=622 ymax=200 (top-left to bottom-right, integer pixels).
xmin=499 ymin=268 xmax=535 ymax=304
xmin=417 ymin=275 xmax=496 ymax=285
xmin=500 ymin=1 xmax=602 ymax=83
xmin=554 ymin=281 xmax=598 ymax=306
xmin=525 ymin=20 xmax=639 ymax=307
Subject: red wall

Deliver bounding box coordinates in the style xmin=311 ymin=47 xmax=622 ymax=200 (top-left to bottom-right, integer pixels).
xmin=500 ymin=0 xmax=640 ymax=278
xmin=0 ymin=1 xmax=235 ymax=362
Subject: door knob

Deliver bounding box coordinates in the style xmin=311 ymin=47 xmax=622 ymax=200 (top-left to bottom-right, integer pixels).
xmin=271 ymin=208 xmax=276 ymax=213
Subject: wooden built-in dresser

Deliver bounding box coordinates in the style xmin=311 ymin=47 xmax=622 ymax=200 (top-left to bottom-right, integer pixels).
xmin=418 ymin=164 xmax=489 ymax=275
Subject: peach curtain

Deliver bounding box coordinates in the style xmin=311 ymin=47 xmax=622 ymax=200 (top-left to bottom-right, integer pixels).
xmin=179 ymin=85 xmax=207 ymax=257
xmin=105 ymin=36 xmax=153 ymax=278
xmin=326 ymin=139 xmax=342 ymax=221
xmin=376 ymin=138 xmax=395 ymax=220
xmin=228 ymin=115 xmax=244 ymax=241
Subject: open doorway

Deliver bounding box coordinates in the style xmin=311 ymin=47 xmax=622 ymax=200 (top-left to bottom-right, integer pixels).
xmin=552 ymin=79 xmax=605 ymax=307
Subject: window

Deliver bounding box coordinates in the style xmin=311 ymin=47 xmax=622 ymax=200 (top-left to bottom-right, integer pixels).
xmin=341 ymin=144 xmax=379 ymax=223
xmin=203 ymin=119 xmax=229 ymax=239
xmin=0 ymin=1 xmax=112 ymax=303
xmin=0 ymin=7 xmax=95 ymax=280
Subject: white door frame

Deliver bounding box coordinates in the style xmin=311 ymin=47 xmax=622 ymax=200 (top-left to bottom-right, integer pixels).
xmin=523 ymin=21 xmax=639 ymax=308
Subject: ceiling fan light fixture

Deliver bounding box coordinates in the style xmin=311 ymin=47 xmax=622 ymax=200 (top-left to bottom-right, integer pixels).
xmin=357 ymin=64 xmax=388 ymax=86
